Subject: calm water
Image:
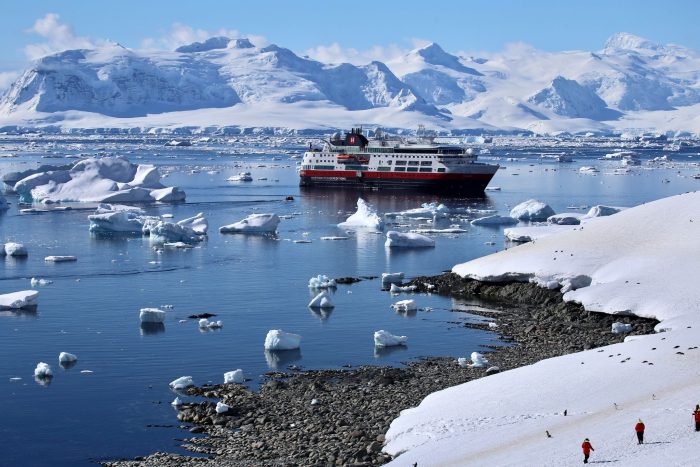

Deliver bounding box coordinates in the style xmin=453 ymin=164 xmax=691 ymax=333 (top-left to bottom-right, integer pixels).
xmin=1 ymin=138 xmax=698 ymax=466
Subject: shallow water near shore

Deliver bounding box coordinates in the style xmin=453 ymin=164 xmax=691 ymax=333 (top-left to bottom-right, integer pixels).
xmin=1 ymin=137 xmax=699 ymax=466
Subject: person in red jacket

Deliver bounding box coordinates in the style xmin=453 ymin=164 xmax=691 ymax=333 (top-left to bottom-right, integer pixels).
xmin=694 ymin=405 xmax=700 ymax=431
xmin=635 ymin=419 xmax=645 ymax=444
xmin=581 ymin=438 xmax=594 ymax=464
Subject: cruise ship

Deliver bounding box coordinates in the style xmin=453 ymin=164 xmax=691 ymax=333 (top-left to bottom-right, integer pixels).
xmin=299 ymin=128 xmax=499 ymax=193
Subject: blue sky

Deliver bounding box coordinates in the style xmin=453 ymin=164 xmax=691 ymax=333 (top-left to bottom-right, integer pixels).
xmin=1 ymin=0 xmax=699 ymax=78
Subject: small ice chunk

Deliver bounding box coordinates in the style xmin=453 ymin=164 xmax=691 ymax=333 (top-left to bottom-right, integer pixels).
xmin=58 ymin=352 xmax=77 ymax=364
xmin=374 ymin=330 xmax=408 ymax=347
xmin=219 ymin=213 xmax=280 ymax=234
xmin=215 ymin=401 xmax=230 ymax=414
xmin=390 ymin=284 xmax=417 ymax=293
xmin=470 ymin=215 xmax=518 ymax=226
xmin=44 ymin=256 xmax=77 ymax=262
xmin=264 ymin=329 xmax=302 ymax=350
xmin=457 ymin=357 xmax=469 ymax=368
xmin=171 ymin=397 xmax=183 ymax=406
xmin=30 ymin=278 xmax=53 ymax=287
xmin=308 ymin=275 xmax=336 ymax=289
xmin=0 ymin=290 xmax=38 ymax=309
xmin=338 ymin=198 xmax=384 ymax=230
xmin=224 ymin=369 xmax=245 ymax=384
xmin=308 ymin=291 xmax=334 ymax=309
xmin=4 ymin=242 xmax=28 ymax=257
xmin=80 ymin=370 xmax=93 ymax=374
xmin=199 ymin=318 xmax=223 ymax=329
xmin=34 ymin=362 xmax=53 ymax=378
xmin=510 ymin=199 xmax=555 ymax=221
xmin=612 ymin=322 xmax=634 ymax=334
xmin=391 ymin=300 xmax=417 ymax=312
xmin=169 ymin=376 xmax=194 ymax=390
xmin=320 ymin=236 xmax=349 ymax=241
xmin=176 ymin=212 xmax=208 ymax=235
xmin=584 ymin=205 xmax=624 ymax=218
xmin=385 ymin=231 xmax=435 ymax=248
xmin=382 ymin=272 xmax=405 ymax=284
xmin=469 ymin=352 xmax=489 ymax=368
xmin=139 ymin=308 xmax=166 ymax=324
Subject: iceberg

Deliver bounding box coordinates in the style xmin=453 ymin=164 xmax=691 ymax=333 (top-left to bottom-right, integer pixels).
xmin=219 ymin=213 xmax=280 ymax=234
xmin=509 ymin=199 xmax=555 ymax=221
xmin=11 ymin=157 xmax=185 ymax=204
xmin=385 ymin=231 xmax=435 ymax=248
xmin=584 ymin=205 xmax=624 ymax=218
xmin=374 ymin=330 xmax=408 ymax=347
xmin=58 ymin=352 xmax=78 ymax=364
xmin=147 ymin=221 xmax=202 ymax=244
xmin=308 ymin=291 xmax=334 ymax=309
xmin=34 ymin=362 xmax=53 ymax=378
xmin=139 ymin=308 xmax=166 ymax=324
xmin=547 ymin=213 xmax=583 ymax=225
xmin=89 ymin=210 xmax=150 ymax=234
xmin=169 ymin=376 xmax=194 ymax=390
xmin=382 ymin=272 xmax=405 ymax=284
xmin=264 ymin=329 xmax=302 ymax=350
xmin=471 ymin=215 xmax=518 ymax=226
xmin=308 ymin=275 xmax=336 ymax=289
xmin=390 ymin=299 xmax=417 ymax=311
xmin=224 ymin=369 xmax=245 ymax=384
xmin=338 ymin=198 xmax=384 ymax=230
xmin=390 ymin=284 xmax=417 ymax=293
xmin=0 ymin=290 xmax=38 ymax=309
xmin=177 ymin=212 xmax=208 ymax=235
xmin=4 ymin=242 xmax=28 ymax=257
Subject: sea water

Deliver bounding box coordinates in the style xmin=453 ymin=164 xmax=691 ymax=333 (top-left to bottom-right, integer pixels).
xmin=1 ymin=136 xmax=698 ymax=466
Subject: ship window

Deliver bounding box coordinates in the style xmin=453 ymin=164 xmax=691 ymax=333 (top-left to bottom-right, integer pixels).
xmin=395 ymin=160 xmax=406 ymax=165
xmin=407 ymin=167 xmax=418 ymax=172
xmin=386 ymin=160 xmax=392 ymax=164
xmin=419 ymin=168 xmax=432 ymax=172
xmin=408 ymin=161 xmax=419 ymax=166
xmin=378 ymin=166 xmax=391 ymax=172
xmin=437 ymin=168 xmax=446 ymax=173
xmin=394 ymin=167 xmax=406 ymax=172
xmin=420 ymin=161 xmax=432 ymax=166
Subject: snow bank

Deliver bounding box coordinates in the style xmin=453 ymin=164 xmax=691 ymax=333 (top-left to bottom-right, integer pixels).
xmin=224 ymin=369 xmax=245 ymax=384
xmin=4 ymin=242 xmax=28 ymax=256
xmin=338 ymin=198 xmax=384 ymax=230
xmin=385 ymin=231 xmax=435 ymax=248
xmin=264 ymin=329 xmax=302 ymax=350
xmin=470 ymin=215 xmax=518 ymax=226
xmin=509 ymin=199 xmax=555 ymax=221
xmin=0 ymin=290 xmax=38 ymax=309
xmin=169 ymin=376 xmax=194 ymax=390
xmin=12 ymin=157 xmax=185 ymax=204
xmin=308 ymin=291 xmax=334 ymax=309
xmin=373 ymin=330 xmax=407 ymax=347
xmin=139 ymin=308 xmax=166 ymax=324
xmin=504 ymin=224 xmax=578 ymax=242
xmin=219 ymin=213 xmax=280 ymax=234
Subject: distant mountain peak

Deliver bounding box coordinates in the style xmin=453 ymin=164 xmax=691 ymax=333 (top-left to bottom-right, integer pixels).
xmin=413 ymin=42 xmax=482 ymax=76
xmin=176 ymin=36 xmax=244 ymax=53
xmin=603 ymin=32 xmax=658 ymax=52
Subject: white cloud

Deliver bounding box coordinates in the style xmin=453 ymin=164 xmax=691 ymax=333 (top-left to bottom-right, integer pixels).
xmin=24 ymin=13 xmax=99 ymax=60
xmin=304 ymin=38 xmax=440 ymax=65
xmin=0 ymin=71 xmax=20 ymax=93
xmin=141 ymin=23 xmax=268 ymax=51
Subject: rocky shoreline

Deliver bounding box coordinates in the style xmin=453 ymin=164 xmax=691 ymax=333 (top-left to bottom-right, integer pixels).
xmin=104 ymin=274 xmax=658 ymax=467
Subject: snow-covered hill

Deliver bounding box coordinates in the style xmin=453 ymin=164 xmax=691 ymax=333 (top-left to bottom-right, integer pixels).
xmin=1 ymin=33 xmax=700 ymax=134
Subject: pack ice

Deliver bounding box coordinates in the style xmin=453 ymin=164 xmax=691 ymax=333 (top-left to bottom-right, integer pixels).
xmin=12 ymin=157 xmax=185 ymax=204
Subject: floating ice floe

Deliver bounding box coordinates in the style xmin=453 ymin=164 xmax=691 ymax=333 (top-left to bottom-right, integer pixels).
xmin=88 ymin=204 xmax=158 ymax=234
xmin=612 ymin=322 xmax=634 ymax=334
xmin=58 ymin=352 xmax=77 ymax=364
xmin=12 ymin=157 xmax=185 ymax=204
xmin=30 ymin=278 xmax=53 ymax=287
xmin=219 ymin=213 xmax=280 ymax=234
xmin=391 ymin=299 xmax=417 ymax=311
xmin=224 ymin=369 xmax=245 ymax=384
xmin=385 ymin=202 xmax=450 ymax=219
xmin=374 ymin=330 xmax=408 ymax=347
xmin=148 ymin=220 xmax=204 ymax=244
xmin=0 ymin=290 xmax=38 ymax=309
xmin=215 ymin=402 xmax=230 ymax=414
xmin=199 ymin=318 xmax=223 ymax=329
xmin=579 ymin=166 xmax=599 ymax=174
xmin=264 ymin=329 xmax=302 ymax=350
xmin=139 ymin=308 xmax=166 ymax=323
xmin=228 ymin=172 xmax=252 ymax=182
xmin=4 ymin=242 xmax=28 ymax=257
xmin=510 ymin=199 xmax=555 ymax=221
xmin=169 ymin=376 xmax=194 ymax=390
xmin=411 ymin=228 xmax=467 ymax=234
xmin=34 ymin=362 xmax=53 ymax=378
xmin=471 ymin=215 xmax=519 ymax=226
xmin=390 ymin=284 xmax=417 ymax=293
xmin=308 ymin=291 xmax=334 ymax=309
xmin=382 ymin=272 xmax=405 ymax=284
xmin=44 ymin=256 xmax=77 ymax=262
xmin=338 ymin=198 xmax=384 ymax=230
xmin=385 ymin=231 xmax=435 ymax=248
xmin=547 ymin=213 xmax=583 ymax=225
xmin=320 ymin=236 xmax=349 ymax=241
xmin=163 ymin=242 xmax=194 ymax=249
xmin=308 ymin=275 xmax=336 ymax=289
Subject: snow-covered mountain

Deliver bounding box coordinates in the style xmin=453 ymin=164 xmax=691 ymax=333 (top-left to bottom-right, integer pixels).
xmin=1 ymin=33 xmax=700 ymax=134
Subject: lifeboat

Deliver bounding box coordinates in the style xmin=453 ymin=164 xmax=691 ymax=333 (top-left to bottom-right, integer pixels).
xmin=336 ymin=154 xmax=355 ymax=163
